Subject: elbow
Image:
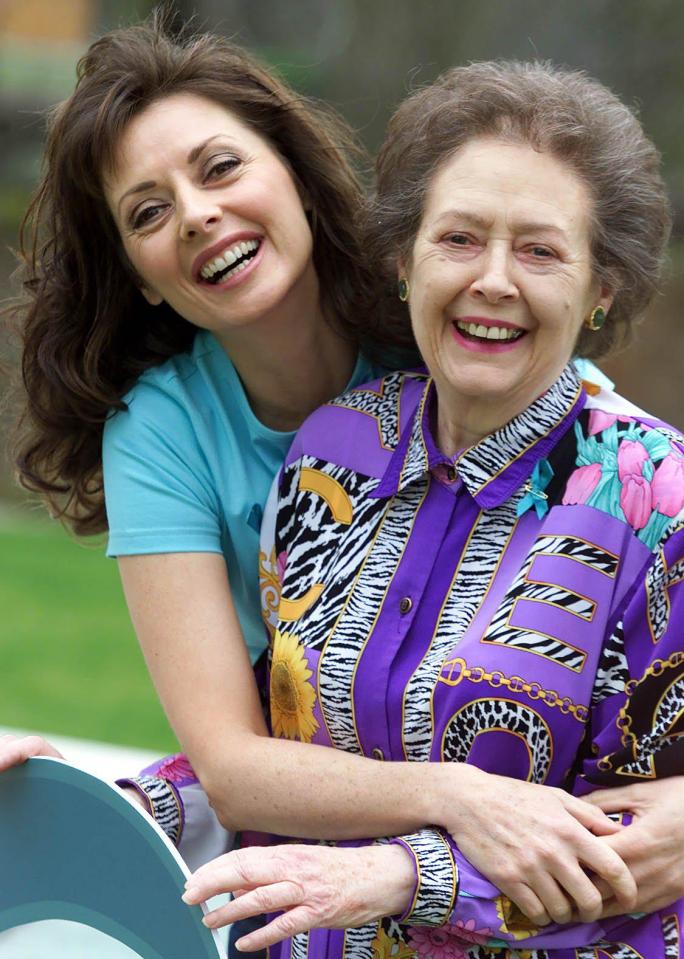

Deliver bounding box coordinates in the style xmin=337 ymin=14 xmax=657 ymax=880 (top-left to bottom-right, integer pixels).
xmin=195 ymin=754 xmax=260 ymax=834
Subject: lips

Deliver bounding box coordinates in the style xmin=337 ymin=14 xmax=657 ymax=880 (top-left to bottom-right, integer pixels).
xmin=192 ymin=231 xmax=263 ymax=282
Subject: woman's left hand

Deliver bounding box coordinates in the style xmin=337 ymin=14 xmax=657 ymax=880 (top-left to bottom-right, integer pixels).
xmin=585 ymin=776 xmax=684 ymax=916
xmin=182 ymin=843 xmax=415 ymax=951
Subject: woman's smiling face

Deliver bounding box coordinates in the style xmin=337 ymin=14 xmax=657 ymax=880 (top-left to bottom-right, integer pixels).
xmin=403 ymin=137 xmax=613 ymax=415
xmin=105 ymin=92 xmax=317 ymax=336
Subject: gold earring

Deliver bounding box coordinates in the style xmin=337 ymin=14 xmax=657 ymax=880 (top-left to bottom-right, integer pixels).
xmin=398 ymin=277 xmax=409 ymax=302
xmin=586 ymin=306 xmax=606 ymax=331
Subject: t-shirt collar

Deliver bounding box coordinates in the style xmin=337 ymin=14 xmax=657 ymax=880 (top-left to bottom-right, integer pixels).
xmin=374 ymin=363 xmax=586 ymax=508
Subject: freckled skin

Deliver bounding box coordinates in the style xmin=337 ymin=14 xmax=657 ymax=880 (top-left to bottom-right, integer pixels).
xmin=400 ymin=137 xmax=614 ymax=454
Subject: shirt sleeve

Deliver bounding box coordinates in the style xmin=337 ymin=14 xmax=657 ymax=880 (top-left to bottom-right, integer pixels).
xmin=387 ymin=519 xmax=684 ymax=951
xmin=117 ymin=753 xmax=236 ymax=872
xmin=103 ymin=381 xmax=223 ymax=556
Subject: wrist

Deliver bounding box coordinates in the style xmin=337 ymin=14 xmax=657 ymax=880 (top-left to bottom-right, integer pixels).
xmin=426 ymin=762 xmax=483 ymax=829
xmin=358 ymin=844 xmax=416 ymax=919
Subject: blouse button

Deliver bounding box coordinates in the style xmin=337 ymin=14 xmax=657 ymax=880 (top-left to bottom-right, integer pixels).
xmin=399 ymin=596 xmax=413 ymax=614
xmin=372 ymin=747 xmax=385 ymax=761
xmin=445 ymin=465 xmax=457 ymax=483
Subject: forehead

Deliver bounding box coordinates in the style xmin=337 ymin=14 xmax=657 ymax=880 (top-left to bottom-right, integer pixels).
xmin=106 ymin=92 xmax=270 ymax=191
xmin=421 ymin=137 xmax=592 ymax=237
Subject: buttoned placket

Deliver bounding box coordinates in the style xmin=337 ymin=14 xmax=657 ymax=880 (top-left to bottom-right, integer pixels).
xmin=352 ymin=474 xmax=469 ymax=763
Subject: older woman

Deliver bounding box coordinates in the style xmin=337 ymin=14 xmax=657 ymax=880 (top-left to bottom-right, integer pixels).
xmin=181 ymin=62 xmax=684 ymax=959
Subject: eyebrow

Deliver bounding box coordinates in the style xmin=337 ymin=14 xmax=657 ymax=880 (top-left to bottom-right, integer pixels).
xmin=117 ymin=134 xmax=227 ymax=213
xmin=433 ymin=209 xmax=569 ymax=238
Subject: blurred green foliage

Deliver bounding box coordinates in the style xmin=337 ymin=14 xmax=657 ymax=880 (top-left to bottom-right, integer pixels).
xmin=0 ymin=512 xmax=178 ymax=750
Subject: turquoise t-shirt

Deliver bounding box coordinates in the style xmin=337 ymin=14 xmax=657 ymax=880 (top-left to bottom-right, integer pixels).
xmin=103 ymin=330 xmax=379 ymax=664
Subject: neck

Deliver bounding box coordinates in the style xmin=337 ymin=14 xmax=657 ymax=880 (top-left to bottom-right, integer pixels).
xmin=433 ymin=363 xmax=569 ymax=457
xmin=214 ymin=264 xmax=356 ymax=432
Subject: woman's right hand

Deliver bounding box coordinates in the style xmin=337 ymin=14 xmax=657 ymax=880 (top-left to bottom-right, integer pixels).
xmin=0 ymin=733 xmax=65 ymax=770
xmin=435 ymin=764 xmax=637 ymax=927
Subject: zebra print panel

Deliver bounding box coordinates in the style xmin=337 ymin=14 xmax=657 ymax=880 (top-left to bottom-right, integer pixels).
xmin=647 ymin=547 xmax=684 ymax=643
xmin=456 ymin=364 xmax=581 ymax=497
xmin=402 ymin=496 xmax=521 ymax=761
xmin=472 ymin=951 xmax=548 ymax=959
xmin=130 ymin=776 xmax=181 ymax=846
xmin=532 ymin=534 xmax=620 ymax=577
xmin=592 ymin=620 xmax=629 ymax=705
xmin=398 ymin=380 xmax=431 ymax=489
xmin=315 ymin=478 xmax=429 ymax=753
xmin=327 ymin=370 xmax=426 ymax=451
xmin=394 ymin=830 xmax=458 ymax=925
xmin=290 ymin=929 xmax=309 ymax=959
xmin=276 ymin=457 xmax=386 ymax=653
xmin=482 ymin=533 xmax=620 ymax=672
xmin=441 ymin=698 xmax=553 ymax=783
xmin=576 ymin=944 xmax=647 ymax=959
xmin=341 ymin=924 xmax=378 ymax=959
xmin=662 ymin=913 xmax=680 ymax=959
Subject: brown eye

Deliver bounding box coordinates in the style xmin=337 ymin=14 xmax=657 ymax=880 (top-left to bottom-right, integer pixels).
xmin=206 ymin=157 xmax=240 ymax=180
xmin=133 ymin=204 xmax=166 ymax=229
xmin=447 ymin=233 xmax=470 ymax=245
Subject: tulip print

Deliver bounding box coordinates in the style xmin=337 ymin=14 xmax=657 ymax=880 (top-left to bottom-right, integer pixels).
xmin=651 ymin=452 xmax=684 ymax=517
xmin=620 ymin=474 xmax=652 ymax=530
xmin=562 ymin=463 xmax=602 ymax=505
xmin=617 ymin=439 xmax=650 ymax=481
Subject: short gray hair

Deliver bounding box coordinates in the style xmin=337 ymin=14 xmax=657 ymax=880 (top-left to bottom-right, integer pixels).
xmin=369 ymin=60 xmax=672 ymax=358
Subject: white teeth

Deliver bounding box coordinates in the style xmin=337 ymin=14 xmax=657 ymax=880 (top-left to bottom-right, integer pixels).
xmin=456 ymin=320 xmax=523 ymax=342
xmin=200 ymin=239 xmax=260 ymax=279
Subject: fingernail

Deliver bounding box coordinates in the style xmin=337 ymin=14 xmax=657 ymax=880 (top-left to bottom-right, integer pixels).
xmin=181 ymin=887 xmax=198 ymax=904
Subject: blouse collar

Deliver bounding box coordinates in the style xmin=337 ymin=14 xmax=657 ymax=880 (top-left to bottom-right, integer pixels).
xmin=374 ymin=363 xmax=585 ymax=508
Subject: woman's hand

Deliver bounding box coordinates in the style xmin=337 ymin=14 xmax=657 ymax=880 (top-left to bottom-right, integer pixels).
xmin=0 ymin=733 xmax=64 ymax=769
xmin=435 ymin=765 xmax=637 ymax=926
xmin=182 ymin=843 xmax=415 ymax=951
xmin=585 ymin=777 xmax=684 ymax=917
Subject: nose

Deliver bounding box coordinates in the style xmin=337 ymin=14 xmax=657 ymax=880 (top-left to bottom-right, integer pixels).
xmin=177 ymin=185 xmax=223 ymax=241
xmin=469 ymin=244 xmax=519 ymax=304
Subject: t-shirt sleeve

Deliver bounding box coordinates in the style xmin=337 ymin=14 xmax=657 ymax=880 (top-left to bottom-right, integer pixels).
xmin=103 ymin=381 xmax=223 ymax=557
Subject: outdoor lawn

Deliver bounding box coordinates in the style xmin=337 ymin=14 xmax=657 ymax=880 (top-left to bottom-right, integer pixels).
xmin=0 ymin=507 xmax=178 ymax=752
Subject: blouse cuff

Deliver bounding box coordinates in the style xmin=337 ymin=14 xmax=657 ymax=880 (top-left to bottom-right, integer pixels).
xmin=117 ymin=775 xmax=184 ymax=847
xmin=390 ymin=829 xmax=458 ymax=926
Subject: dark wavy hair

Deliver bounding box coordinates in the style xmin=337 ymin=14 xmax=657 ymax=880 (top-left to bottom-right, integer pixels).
xmin=7 ymin=11 xmax=394 ymax=535
xmin=368 ymin=60 xmax=672 ymax=360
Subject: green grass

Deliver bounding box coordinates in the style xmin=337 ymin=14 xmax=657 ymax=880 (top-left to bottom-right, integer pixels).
xmin=0 ymin=508 xmax=178 ymax=752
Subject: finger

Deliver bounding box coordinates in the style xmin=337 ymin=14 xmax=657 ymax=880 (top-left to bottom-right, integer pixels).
xmin=235 ymin=905 xmax=316 ymax=952
xmin=564 ymin=797 xmax=621 ymax=835
xmin=577 ymin=836 xmax=637 ymax=910
xmin=0 ymin=736 xmax=63 ymax=770
xmin=202 ymin=881 xmax=304 ymax=930
xmin=504 ymin=884 xmax=551 ymax=928
xmin=583 ymin=787 xmax=639 ymax=813
xmin=553 ymin=864 xmax=604 ymax=923
xmin=524 ymin=873 xmax=573 ymax=924
xmin=185 ymin=855 xmax=287 ymax=903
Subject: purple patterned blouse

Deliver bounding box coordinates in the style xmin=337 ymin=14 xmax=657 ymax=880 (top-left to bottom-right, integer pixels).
xmin=252 ymin=363 xmax=684 ymax=959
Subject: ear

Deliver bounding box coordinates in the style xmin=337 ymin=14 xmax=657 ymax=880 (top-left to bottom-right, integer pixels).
xmin=140 ymin=285 xmax=163 ymax=307
xmin=597 ymin=283 xmax=615 ymax=316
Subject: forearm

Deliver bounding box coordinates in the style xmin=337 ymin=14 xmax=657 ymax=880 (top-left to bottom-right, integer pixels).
xmin=196 ymin=736 xmax=478 ymax=838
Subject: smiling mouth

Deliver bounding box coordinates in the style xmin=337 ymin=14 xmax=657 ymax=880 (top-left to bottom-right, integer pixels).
xmin=454 ymin=319 xmax=526 ymax=342
xmin=200 ymin=238 xmax=262 ymax=285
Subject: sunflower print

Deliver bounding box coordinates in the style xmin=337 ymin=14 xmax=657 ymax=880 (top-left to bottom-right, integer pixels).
xmin=270 ymin=629 xmax=320 ymax=742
